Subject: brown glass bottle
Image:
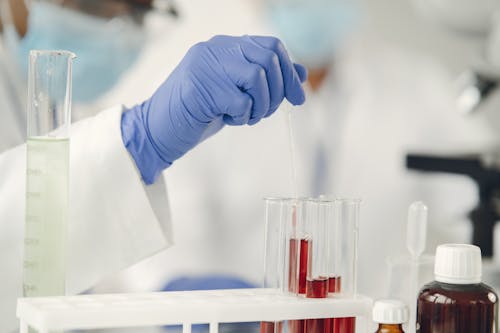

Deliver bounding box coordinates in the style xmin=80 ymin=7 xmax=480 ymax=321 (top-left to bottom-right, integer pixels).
xmin=375 ymin=323 xmax=405 ymax=333
xmin=417 ymin=281 xmax=498 ymax=333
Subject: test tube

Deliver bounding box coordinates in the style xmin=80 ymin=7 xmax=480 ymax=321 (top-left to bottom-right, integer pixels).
xmin=287 ymin=199 xmax=310 ymax=333
xmin=261 ymin=198 xmax=291 ymax=333
xmin=305 ymin=199 xmax=333 ymax=333
xmin=306 ymin=199 xmax=330 ymax=297
xmin=262 ymin=198 xmax=312 ymax=333
xmin=331 ymin=198 xmax=361 ymax=333
xmin=23 ymin=50 xmax=75 ymax=299
xmin=288 ymin=198 xmax=309 ymax=295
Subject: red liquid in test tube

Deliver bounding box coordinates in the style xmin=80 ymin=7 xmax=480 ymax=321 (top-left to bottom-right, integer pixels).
xmin=288 ymin=238 xmax=310 ymax=333
xmin=288 ymin=238 xmax=298 ymax=293
xmin=306 ymin=278 xmax=328 ymax=298
xmin=260 ymin=321 xmax=283 ymax=333
xmin=333 ymin=317 xmax=355 ymax=333
xmin=328 ymin=276 xmax=341 ymax=293
xmin=328 ymin=276 xmax=355 ymax=333
xmin=306 ymin=278 xmax=329 ymax=333
xmin=288 ymin=238 xmax=309 ymax=293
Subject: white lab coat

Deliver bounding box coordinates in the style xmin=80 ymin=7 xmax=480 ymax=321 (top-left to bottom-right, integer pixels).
xmin=0 ymin=43 xmax=173 ymax=332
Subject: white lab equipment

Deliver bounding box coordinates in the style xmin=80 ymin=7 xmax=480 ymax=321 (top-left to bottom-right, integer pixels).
xmin=16 ymin=289 xmax=372 ymax=333
xmin=385 ymin=202 xmax=432 ymax=333
xmin=23 ymin=50 xmax=75 ymax=299
xmin=405 ymin=202 xmax=428 ymax=333
xmin=16 ymin=196 xmax=371 ymax=333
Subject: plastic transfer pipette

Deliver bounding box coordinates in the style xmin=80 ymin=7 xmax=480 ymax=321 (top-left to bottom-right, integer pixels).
xmin=406 ymin=202 xmax=428 ymax=333
xmin=285 ymin=104 xmax=299 ymax=199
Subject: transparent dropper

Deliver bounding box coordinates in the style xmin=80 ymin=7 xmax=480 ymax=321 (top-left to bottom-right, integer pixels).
xmin=406 ymin=202 xmax=428 ymax=333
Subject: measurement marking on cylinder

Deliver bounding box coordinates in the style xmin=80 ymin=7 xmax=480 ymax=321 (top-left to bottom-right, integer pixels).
xmin=27 ymin=169 xmax=43 ymax=175
xmin=24 ymin=238 xmax=40 ymax=246
xmin=23 ymin=260 xmax=38 ymax=269
xmin=23 ymin=284 xmax=37 ymax=293
xmin=26 ymin=215 xmax=40 ymax=223
xmin=26 ymin=191 xmax=42 ymax=198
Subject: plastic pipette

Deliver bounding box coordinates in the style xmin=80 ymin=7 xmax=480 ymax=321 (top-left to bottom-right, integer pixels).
xmin=406 ymin=201 xmax=428 ymax=333
xmin=285 ymin=105 xmax=299 ymax=199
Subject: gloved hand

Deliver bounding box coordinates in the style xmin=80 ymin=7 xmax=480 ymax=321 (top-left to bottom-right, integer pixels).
xmin=122 ymin=35 xmax=308 ymax=184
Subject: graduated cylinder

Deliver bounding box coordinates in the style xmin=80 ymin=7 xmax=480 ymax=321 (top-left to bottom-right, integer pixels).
xmin=24 ymin=50 xmax=75 ymax=299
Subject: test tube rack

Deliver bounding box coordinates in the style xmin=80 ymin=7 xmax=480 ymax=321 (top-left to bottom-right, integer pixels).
xmin=17 ymin=288 xmax=372 ymax=333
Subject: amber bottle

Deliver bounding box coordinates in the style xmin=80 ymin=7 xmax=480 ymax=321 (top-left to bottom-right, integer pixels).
xmin=416 ymin=244 xmax=498 ymax=333
xmin=373 ymin=300 xmax=408 ymax=333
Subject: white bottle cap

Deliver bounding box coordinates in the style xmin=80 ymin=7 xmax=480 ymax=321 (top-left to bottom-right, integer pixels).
xmin=434 ymin=244 xmax=482 ymax=284
xmin=372 ymin=299 xmax=408 ymax=324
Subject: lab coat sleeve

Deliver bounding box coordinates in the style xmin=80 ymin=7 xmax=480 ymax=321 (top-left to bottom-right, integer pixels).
xmin=67 ymin=105 xmax=173 ymax=293
xmin=0 ymin=105 xmax=172 ymax=332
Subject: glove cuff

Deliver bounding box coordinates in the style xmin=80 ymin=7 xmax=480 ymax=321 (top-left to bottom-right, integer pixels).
xmin=121 ymin=105 xmax=171 ymax=185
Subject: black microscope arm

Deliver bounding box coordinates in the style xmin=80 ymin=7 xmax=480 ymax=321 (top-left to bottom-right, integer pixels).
xmin=406 ymin=153 xmax=500 ymax=257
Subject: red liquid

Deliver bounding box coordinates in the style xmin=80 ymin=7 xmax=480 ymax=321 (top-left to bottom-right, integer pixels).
xmin=306 ymin=278 xmax=329 ymax=333
xmin=328 ymin=276 xmax=355 ymax=333
xmin=289 ymin=319 xmax=305 ymax=333
xmin=325 ymin=317 xmax=333 ymax=333
xmin=328 ymin=276 xmax=341 ymax=294
xmin=307 ymin=317 xmax=327 ymax=333
xmin=288 ymin=238 xmax=310 ymax=293
xmin=289 ymin=238 xmax=310 ymax=333
xmin=289 ymin=238 xmax=298 ymax=293
xmin=298 ymin=239 xmax=310 ymax=294
xmin=306 ymin=278 xmax=328 ymax=298
xmin=260 ymin=321 xmax=283 ymax=333
xmin=333 ymin=317 xmax=356 ymax=333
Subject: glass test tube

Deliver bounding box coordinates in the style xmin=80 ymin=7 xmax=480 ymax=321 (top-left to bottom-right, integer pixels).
xmin=305 ymin=199 xmax=333 ymax=333
xmin=23 ymin=50 xmax=75 ymax=299
xmin=331 ymin=199 xmax=360 ymax=333
xmin=261 ymin=198 xmax=289 ymax=333
xmin=262 ymin=198 xmax=310 ymax=333
xmin=288 ymin=198 xmax=309 ymax=296
xmin=306 ymin=199 xmax=330 ymax=297
xmin=287 ymin=198 xmax=310 ymax=333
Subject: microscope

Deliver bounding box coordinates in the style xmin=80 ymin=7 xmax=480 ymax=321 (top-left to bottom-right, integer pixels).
xmin=405 ymin=0 xmax=500 ymax=258
xmin=406 ymin=153 xmax=500 ymax=257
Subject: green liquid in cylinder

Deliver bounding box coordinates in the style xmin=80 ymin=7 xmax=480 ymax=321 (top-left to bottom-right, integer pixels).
xmin=24 ymin=137 xmax=69 ymax=298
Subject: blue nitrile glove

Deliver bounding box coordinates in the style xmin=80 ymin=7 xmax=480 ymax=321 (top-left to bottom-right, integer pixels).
xmin=121 ymin=35 xmax=308 ymax=184
xmin=162 ymin=275 xmax=256 ymax=291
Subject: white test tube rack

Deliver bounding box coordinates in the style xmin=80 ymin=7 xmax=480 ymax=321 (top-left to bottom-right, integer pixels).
xmin=17 ymin=288 xmax=372 ymax=333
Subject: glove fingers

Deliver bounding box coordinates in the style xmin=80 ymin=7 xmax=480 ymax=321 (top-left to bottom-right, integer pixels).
xmin=223 ymin=58 xmax=270 ymax=125
xmin=248 ymin=35 xmax=306 ymax=106
xmin=240 ymin=40 xmax=285 ymax=117
xmin=294 ymin=63 xmax=308 ymax=83
xmin=219 ymin=84 xmax=253 ymax=126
